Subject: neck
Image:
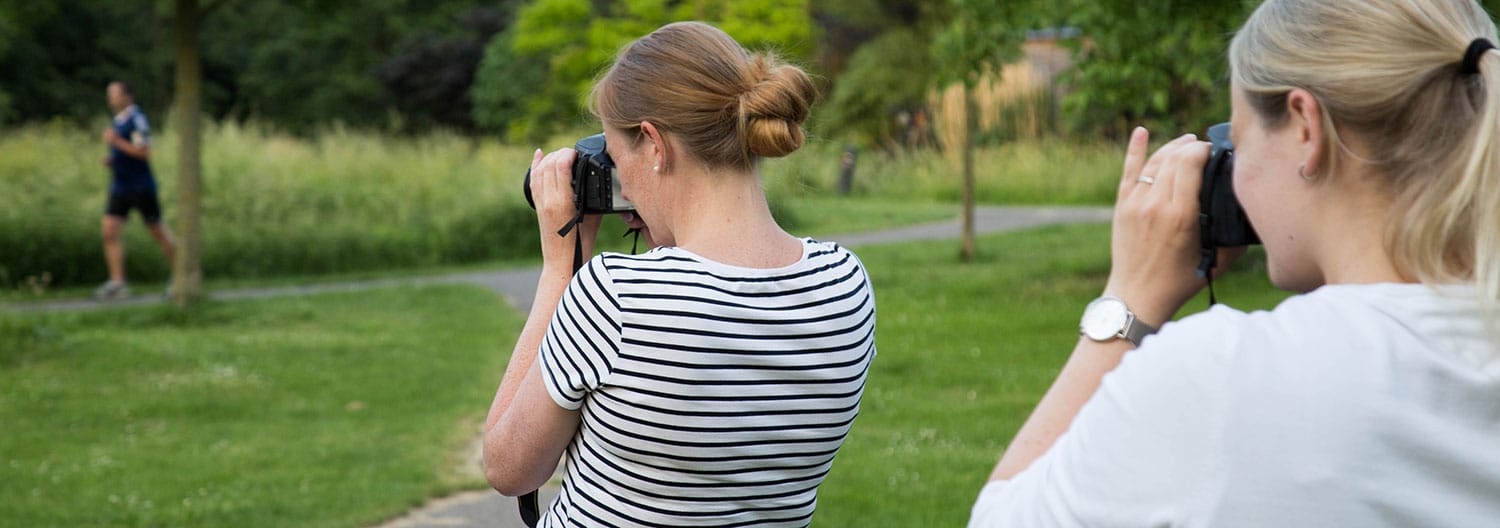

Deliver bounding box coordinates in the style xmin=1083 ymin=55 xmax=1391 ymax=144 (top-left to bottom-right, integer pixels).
xmin=658 ymin=165 xmax=801 ymax=268
xmin=1308 ymin=174 xmax=1408 ymax=285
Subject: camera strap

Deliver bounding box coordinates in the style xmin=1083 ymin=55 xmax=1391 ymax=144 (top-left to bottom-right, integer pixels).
xmin=517 ymin=223 xmax=642 ymax=527
xmin=517 ymin=211 xmax=588 ymax=527
xmin=556 ymin=211 xmax=587 ymax=272
xmin=623 ymin=227 xmax=642 ymax=254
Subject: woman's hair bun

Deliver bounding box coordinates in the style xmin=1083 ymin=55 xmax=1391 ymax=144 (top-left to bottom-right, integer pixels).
xmin=740 ymin=57 xmax=817 ymax=158
xmin=593 ymin=22 xmax=820 ymax=170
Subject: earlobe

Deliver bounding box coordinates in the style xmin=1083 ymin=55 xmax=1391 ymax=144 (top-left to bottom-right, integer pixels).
xmin=1286 ymin=89 xmax=1324 ymax=177
xmin=639 ymin=120 xmax=670 ymax=173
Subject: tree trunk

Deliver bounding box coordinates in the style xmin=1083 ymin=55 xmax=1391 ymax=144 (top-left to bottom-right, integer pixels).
xmin=959 ymin=82 xmax=976 ymax=262
xmin=171 ymin=0 xmax=204 ymax=306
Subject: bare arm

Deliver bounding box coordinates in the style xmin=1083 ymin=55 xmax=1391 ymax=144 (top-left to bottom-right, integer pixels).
xmin=482 ymin=148 xmax=602 ymax=495
xmin=103 ymin=129 xmax=150 ymax=160
xmin=988 ymin=128 xmax=1230 ymax=481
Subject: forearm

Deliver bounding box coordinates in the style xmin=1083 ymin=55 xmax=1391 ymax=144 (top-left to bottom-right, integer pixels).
xmin=485 ymin=267 xmax=574 ymax=431
xmin=988 ymin=337 xmax=1133 ymax=481
xmin=111 ymin=138 xmax=150 ymax=160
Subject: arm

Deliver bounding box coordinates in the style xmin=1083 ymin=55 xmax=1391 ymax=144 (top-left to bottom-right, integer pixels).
xmin=103 ymin=129 xmax=150 ymax=160
xmin=988 ymin=128 xmax=1233 ymax=481
xmin=482 ymin=148 xmax=603 ymax=495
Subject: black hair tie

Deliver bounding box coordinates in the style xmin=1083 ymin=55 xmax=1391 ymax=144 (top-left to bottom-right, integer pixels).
xmin=1462 ymin=38 xmax=1495 ymax=75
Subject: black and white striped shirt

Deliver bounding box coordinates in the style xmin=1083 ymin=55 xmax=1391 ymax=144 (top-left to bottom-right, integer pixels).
xmin=538 ymin=238 xmax=877 ymax=527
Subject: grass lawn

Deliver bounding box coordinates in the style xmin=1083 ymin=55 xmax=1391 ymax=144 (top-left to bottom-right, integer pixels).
xmin=0 ymin=222 xmax=1294 ymax=527
xmin=812 ymin=222 xmax=1293 ymax=526
xmin=0 ymin=285 xmax=518 ymax=527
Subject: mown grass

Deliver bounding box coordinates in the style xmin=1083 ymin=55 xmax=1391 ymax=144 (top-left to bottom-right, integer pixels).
xmin=812 ymin=222 xmax=1292 ymax=527
xmin=2 ymin=122 xmax=1117 ymax=292
xmin=0 ymin=285 xmax=518 ymax=527
xmin=0 ymin=223 xmax=1291 ymax=527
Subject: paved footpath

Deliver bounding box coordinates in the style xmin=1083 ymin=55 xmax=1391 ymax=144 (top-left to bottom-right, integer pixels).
xmin=2 ymin=205 xmax=1111 ymax=527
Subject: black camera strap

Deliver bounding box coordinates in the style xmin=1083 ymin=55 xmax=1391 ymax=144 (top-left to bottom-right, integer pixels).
xmin=1196 ymin=213 xmax=1219 ymax=306
xmin=556 ymin=211 xmax=587 ymax=272
xmin=517 ymin=211 xmax=587 ymax=528
xmin=623 ymin=227 xmax=642 ymax=253
xmin=517 ymin=221 xmax=642 ymax=527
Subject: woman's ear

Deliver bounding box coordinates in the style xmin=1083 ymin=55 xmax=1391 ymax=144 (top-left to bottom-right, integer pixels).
xmin=1285 ymin=89 xmax=1325 ymax=179
xmin=639 ymin=121 xmax=671 ymax=173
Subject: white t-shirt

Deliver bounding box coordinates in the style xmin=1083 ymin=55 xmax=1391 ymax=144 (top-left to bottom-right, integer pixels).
xmin=539 ymin=239 xmax=876 ymax=527
xmin=970 ymin=283 xmax=1500 ymax=527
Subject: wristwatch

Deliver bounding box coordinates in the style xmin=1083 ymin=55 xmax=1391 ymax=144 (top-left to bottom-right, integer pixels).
xmin=1079 ymin=296 xmax=1158 ymax=346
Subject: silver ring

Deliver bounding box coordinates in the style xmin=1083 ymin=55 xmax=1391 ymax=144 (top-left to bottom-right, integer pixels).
xmin=1137 ymin=175 xmax=1156 ymax=184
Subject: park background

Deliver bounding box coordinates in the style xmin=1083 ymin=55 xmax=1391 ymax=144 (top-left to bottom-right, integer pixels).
xmin=6 ymin=0 xmax=1482 ymax=526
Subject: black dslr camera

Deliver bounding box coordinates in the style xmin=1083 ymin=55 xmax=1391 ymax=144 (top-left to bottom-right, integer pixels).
xmin=1196 ymin=122 xmax=1259 ymax=279
xmin=523 ymin=133 xmax=635 ymax=214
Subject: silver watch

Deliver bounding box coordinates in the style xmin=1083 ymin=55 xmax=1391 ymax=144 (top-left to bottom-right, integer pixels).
xmin=1079 ymin=296 xmax=1158 ymax=346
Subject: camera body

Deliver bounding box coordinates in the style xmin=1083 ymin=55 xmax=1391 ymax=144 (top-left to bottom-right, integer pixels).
xmin=1196 ymin=122 xmax=1259 ymax=276
xmin=1200 ymin=122 xmax=1259 ymax=247
xmin=523 ymin=133 xmax=635 ymax=214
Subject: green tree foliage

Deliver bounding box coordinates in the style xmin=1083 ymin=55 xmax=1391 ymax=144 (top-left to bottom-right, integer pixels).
xmin=823 ymin=29 xmax=936 ymax=147
xmin=470 ymin=0 xmax=811 ymax=144
xmin=375 ymin=7 xmax=509 ymax=133
xmin=0 ymin=0 xmax=501 ymax=134
xmin=1058 ymin=0 xmax=1255 ymax=137
xmin=225 ymin=0 xmax=496 ymax=132
xmin=809 ymin=0 xmax=950 ymax=143
xmin=0 ymin=0 xmax=175 ymax=124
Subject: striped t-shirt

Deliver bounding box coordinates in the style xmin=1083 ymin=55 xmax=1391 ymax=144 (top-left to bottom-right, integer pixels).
xmin=538 ymin=238 xmax=877 ymax=527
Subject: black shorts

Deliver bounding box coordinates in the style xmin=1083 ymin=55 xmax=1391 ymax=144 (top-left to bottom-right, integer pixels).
xmin=105 ymin=191 xmax=163 ymax=224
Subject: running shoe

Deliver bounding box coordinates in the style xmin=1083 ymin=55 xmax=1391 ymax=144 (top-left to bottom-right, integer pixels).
xmin=93 ymin=281 xmax=130 ymax=299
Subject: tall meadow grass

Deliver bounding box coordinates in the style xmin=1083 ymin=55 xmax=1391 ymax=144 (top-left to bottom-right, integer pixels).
xmin=1 ymin=121 xmax=536 ymax=288
xmin=3 ymin=120 xmax=1123 ymax=289
xmin=763 ymin=137 xmax=1122 ymax=205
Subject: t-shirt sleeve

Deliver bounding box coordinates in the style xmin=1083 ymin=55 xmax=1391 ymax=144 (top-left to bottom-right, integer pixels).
xmin=539 ymin=255 xmax=624 ymax=411
xmin=129 ymin=111 xmax=151 ymax=147
xmin=968 ymin=305 xmax=1245 ymax=527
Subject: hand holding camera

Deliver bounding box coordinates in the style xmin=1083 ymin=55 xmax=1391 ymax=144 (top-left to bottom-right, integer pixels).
xmin=524 ymin=133 xmax=640 ymax=273
xmin=526 ymin=147 xmax=603 ymax=275
xmin=1103 ymin=125 xmax=1258 ymax=327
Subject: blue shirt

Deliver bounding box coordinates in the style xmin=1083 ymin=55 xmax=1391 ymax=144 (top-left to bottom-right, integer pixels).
xmin=109 ymin=105 xmax=156 ymax=194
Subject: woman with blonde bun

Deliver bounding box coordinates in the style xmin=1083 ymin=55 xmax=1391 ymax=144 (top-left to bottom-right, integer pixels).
xmin=971 ymin=0 xmax=1500 ymax=525
xmin=481 ymin=21 xmax=876 ymax=527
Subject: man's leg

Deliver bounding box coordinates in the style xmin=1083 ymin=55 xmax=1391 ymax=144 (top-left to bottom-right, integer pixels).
xmin=96 ymin=213 xmax=132 ymax=299
xmin=146 ymin=222 xmax=176 ymax=268
xmin=102 ymin=214 xmax=126 ymax=284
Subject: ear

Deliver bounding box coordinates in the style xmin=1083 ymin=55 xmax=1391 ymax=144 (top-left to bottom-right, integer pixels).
xmin=638 ymin=121 xmax=671 ymax=172
xmin=1285 ymin=88 xmax=1325 ymax=178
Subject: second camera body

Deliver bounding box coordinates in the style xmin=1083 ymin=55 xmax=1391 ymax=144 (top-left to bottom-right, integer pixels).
xmin=1197 ymin=122 xmax=1260 ymax=277
xmin=1200 ymin=122 xmax=1259 ymax=248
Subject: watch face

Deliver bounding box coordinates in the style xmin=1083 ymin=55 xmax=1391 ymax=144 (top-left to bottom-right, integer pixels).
xmin=1081 ymin=297 xmax=1128 ymax=341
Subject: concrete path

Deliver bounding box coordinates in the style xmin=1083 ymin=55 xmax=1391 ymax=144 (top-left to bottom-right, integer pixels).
xmin=1 ymin=205 xmax=1112 ymax=528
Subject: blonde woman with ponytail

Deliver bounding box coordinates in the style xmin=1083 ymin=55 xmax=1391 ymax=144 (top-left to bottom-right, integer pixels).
xmin=970 ymin=0 xmax=1500 ymax=526
xmin=480 ymin=22 xmax=876 ymax=528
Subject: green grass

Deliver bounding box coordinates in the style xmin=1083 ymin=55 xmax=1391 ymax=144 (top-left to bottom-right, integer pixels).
xmin=2 ymin=122 xmax=1120 ymax=291
xmin=811 ymin=223 xmax=1292 ymax=526
xmin=0 ymin=223 xmax=1292 ymax=527
xmin=0 ymin=285 xmax=519 ymax=527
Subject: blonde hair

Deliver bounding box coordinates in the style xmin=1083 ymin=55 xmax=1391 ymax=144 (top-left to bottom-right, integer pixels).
xmin=589 ymin=21 xmax=817 ymax=172
xmin=1230 ymin=0 xmax=1500 ymax=313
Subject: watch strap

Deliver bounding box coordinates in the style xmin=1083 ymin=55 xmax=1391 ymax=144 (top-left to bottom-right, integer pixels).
xmin=1123 ymin=315 xmax=1158 ymax=347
